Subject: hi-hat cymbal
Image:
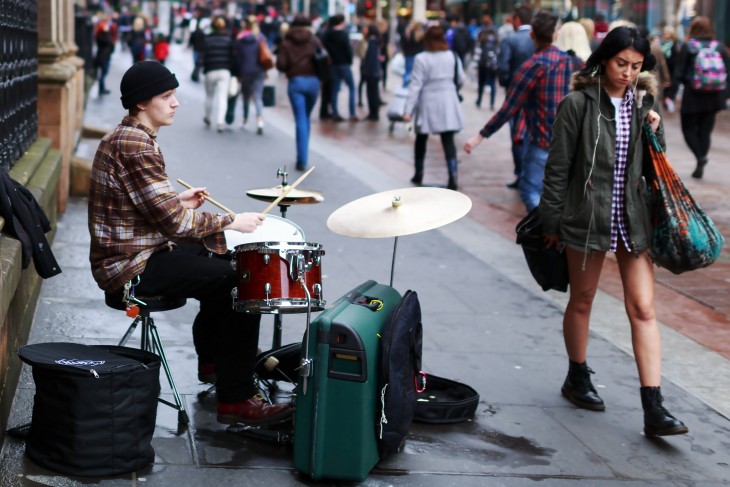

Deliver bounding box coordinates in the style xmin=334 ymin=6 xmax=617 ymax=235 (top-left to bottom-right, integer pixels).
xmin=327 ymin=187 xmax=472 ymax=238
xmin=246 ymin=185 xmax=324 ymax=205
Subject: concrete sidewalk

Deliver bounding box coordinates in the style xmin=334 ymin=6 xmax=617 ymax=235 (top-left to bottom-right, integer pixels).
xmin=1 ymin=44 xmax=729 ymax=485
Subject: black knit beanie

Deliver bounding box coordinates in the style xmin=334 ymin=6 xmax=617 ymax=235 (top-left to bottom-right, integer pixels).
xmin=120 ymin=60 xmax=179 ymax=109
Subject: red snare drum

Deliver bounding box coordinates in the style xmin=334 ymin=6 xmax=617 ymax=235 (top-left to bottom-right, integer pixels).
xmin=231 ymin=241 xmax=325 ymax=313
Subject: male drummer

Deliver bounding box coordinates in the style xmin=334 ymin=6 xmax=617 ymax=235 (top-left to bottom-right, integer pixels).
xmin=88 ymin=60 xmax=291 ymax=425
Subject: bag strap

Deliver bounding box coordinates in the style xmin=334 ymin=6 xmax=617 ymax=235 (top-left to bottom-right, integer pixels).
xmin=452 ymin=51 xmax=458 ymax=88
xmin=642 ymin=122 xmax=663 ymax=154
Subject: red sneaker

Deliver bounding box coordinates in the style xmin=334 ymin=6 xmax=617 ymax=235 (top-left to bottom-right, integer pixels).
xmin=217 ymin=396 xmax=292 ymax=425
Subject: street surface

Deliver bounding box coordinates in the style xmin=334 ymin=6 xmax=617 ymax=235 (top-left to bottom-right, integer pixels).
xmin=1 ymin=42 xmax=729 ymax=485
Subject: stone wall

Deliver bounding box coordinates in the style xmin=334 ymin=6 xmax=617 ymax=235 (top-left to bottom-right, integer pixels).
xmin=0 ymin=139 xmax=62 ymax=442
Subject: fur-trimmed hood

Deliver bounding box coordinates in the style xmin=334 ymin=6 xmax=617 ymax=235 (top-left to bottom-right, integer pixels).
xmin=571 ymin=70 xmax=659 ymax=107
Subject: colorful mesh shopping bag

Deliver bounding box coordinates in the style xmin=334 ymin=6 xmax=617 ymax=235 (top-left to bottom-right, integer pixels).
xmin=642 ymin=123 xmax=724 ymax=274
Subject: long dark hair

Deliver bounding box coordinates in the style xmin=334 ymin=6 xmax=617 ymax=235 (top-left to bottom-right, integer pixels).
xmin=580 ymin=26 xmax=656 ymax=76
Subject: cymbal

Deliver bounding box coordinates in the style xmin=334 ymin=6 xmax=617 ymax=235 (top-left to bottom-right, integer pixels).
xmin=327 ymin=187 xmax=472 ymax=238
xmin=246 ymin=185 xmax=324 ymax=205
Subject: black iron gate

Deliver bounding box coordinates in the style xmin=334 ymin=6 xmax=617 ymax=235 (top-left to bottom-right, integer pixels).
xmin=0 ymin=0 xmax=38 ymax=172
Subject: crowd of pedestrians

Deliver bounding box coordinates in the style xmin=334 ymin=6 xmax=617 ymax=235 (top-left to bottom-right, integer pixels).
xmin=88 ymin=4 xmax=728 ymax=189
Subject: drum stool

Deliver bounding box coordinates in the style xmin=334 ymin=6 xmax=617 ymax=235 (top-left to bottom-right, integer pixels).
xmin=105 ymin=292 xmax=189 ymax=425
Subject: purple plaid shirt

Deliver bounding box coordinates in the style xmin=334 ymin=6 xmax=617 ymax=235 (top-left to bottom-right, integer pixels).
xmin=609 ymin=88 xmax=635 ymax=252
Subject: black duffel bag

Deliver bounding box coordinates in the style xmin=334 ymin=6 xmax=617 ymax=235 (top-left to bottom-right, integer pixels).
xmin=17 ymin=342 xmax=161 ymax=477
xmin=515 ymin=208 xmax=569 ymax=292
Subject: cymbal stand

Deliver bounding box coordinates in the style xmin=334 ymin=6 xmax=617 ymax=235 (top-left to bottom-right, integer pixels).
xmin=272 ymin=167 xmax=288 ymax=350
xmin=276 ymin=167 xmax=289 ymax=219
xmin=390 ymin=237 xmax=399 ymax=287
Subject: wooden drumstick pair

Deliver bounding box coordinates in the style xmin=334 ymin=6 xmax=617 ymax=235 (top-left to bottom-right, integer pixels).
xmin=177 ymin=166 xmax=315 ymax=215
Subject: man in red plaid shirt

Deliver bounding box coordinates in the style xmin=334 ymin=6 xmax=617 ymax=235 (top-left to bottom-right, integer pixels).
xmin=465 ymin=10 xmax=572 ymax=212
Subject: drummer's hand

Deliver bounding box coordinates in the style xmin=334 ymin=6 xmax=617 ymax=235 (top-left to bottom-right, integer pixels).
xmin=463 ymin=134 xmax=484 ymax=154
xmin=179 ymin=187 xmax=208 ymax=209
xmin=544 ymin=234 xmax=560 ymax=250
xmin=225 ymin=212 xmax=266 ymax=233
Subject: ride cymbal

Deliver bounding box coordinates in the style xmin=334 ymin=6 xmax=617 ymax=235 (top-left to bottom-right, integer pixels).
xmin=327 ymin=187 xmax=472 ymax=238
xmin=246 ymin=185 xmax=324 ymax=205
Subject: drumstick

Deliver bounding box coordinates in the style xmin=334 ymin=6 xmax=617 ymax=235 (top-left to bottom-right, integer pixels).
xmin=261 ymin=166 xmax=315 ymax=215
xmin=176 ymin=179 xmax=235 ymax=214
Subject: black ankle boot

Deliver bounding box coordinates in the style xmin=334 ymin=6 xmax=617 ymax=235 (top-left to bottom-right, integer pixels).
xmin=411 ymin=171 xmax=423 ymax=185
xmin=561 ymin=361 xmax=605 ymax=411
xmin=446 ymin=158 xmax=458 ymax=190
xmin=640 ymin=386 xmax=688 ymax=436
xmin=691 ymin=158 xmax=707 ymax=179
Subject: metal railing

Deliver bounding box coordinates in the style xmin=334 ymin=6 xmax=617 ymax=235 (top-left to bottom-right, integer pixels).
xmin=0 ymin=0 xmax=38 ymax=172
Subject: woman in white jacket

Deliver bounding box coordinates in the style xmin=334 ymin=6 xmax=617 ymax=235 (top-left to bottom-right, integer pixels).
xmin=403 ymin=25 xmax=465 ymax=190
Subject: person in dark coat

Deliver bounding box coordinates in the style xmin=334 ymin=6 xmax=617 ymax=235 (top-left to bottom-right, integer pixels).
xmin=233 ymin=16 xmax=269 ymax=134
xmin=94 ymin=16 xmax=115 ymax=95
xmin=673 ymin=16 xmax=729 ymax=179
xmin=197 ymin=16 xmax=237 ymax=132
xmin=323 ymin=14 xmax=358 ymax=122
xmin=360 ymin=23 xmax=383 ymax=121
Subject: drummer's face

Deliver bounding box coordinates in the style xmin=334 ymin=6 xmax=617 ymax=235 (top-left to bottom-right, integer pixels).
xmin=136 ymin=89 xmax=179 ymax=131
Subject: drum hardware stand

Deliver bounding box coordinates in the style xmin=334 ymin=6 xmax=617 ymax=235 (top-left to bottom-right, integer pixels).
xmin=276 ymin=167 xmax=290 ymax=219
xmin=271 ymin=167 xmax=289 ymax=350
xmin=388 ymin=196 xmax=402 ymax=287
xmin=296 ymin=277 xmax=313 ymax=395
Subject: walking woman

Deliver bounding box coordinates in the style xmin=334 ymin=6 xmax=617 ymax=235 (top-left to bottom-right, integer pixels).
xmin=400 ymin=21 xmax=425 ymax=87
xmin=402 ymin=25 xmax=464 ymax=190
xmin=276 ymin=15 xmax=323 ymax=171
xmin=235 ymin=16 xmax=268 ymax=134
xmin=673 ymin=16 xmax=729 ymax=179
xmin=539 ymin=26 xmax=688 ymax=437
xmin=198 ymin=16 xmax=236 ymax=133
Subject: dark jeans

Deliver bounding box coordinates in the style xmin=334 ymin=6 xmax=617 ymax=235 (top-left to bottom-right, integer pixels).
xmin=680 ymin=111 xmax=717 ymax=162
xmin=509 ymin=116 xmax=527 ymax=178
xmin=96 ymin=58 xmax=111 ymax=92
xmin=134 ymin=243 xmax=260 ymax=403
xmin=330 ymin=64 xmax=356 ymax=118
xmin=319 ymin=77 xmax=332 ymax=119
xmin=364 ymin=75 xmax=381 ymax=120
xmin=476 ymin=67 xmax=497 ymax=108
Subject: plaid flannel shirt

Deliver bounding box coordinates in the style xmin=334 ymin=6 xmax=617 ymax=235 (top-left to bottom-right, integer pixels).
xmin=609 ymin=88 xmax=635 ymax=252
xmin=480 ymin=46 xmax=572 ymax=150
xmin=88 ymin=116 xmax=234 ymax=292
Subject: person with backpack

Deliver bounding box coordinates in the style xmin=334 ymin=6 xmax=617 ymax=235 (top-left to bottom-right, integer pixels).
xmin=475 ymin=27 xmax=499 ymax=110
xmin=446 ymin=15 xmax=474 ymax=67
xmin=674 ymin=16 xmax=729 ymax=179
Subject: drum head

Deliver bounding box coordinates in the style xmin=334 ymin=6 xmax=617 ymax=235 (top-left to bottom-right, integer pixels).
xmin=225 ymin=215 xmax=305 ymax=248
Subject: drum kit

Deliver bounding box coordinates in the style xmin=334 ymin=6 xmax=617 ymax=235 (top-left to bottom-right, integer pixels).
xmin=186 ymin=168 xmax=472 ymax=351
